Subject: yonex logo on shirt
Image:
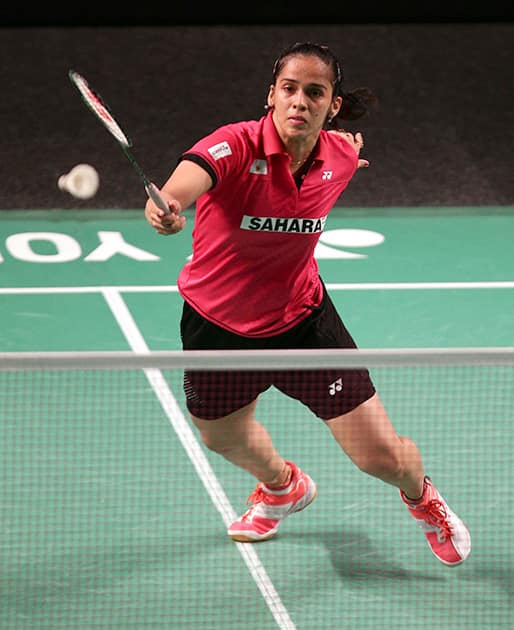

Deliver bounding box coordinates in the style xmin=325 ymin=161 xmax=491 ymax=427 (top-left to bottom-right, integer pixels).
xmin=240 ymin=215 xmax=327 ymax=233
xmin=208 ymin=141 xmax=232 ymax=160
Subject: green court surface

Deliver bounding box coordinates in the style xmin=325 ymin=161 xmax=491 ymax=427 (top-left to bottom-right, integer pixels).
xmin=1 ymin=207 xmax=513 ymax=629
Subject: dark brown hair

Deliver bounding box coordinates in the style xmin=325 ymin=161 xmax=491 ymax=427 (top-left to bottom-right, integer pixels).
xmin=271 ymin=42 xmax=377 ymax=127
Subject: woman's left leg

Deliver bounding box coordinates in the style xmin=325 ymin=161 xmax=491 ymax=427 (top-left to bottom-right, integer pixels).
xmin=325 ymin=392 xmax=425 ymax=499
xmin=326 ymin=392 xmax=471 ymax=565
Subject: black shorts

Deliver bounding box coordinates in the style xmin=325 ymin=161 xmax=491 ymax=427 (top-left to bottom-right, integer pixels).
xmin=180 ymin=286 xmax=376 ymax=420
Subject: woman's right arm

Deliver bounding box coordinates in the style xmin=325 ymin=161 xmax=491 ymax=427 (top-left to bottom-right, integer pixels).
xmin=144 ymin=159 xmax=213 ymax=235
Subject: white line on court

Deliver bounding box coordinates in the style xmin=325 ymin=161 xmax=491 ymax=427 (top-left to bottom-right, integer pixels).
xmin=325 ymin=281 xmax=514 ymax=290
xmin=1 ymin=280 xmax=513 ymax=295
xmin=100 ymin=287 xmax=297 ymax=630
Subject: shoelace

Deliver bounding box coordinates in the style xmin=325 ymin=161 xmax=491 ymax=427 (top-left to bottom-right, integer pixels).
xmin=420 ymin=499 xmax=453 ymax=542
xmin=240 ymin=487 xmax=268 ymax=522
xmin=246 ymin=486 xmax=267 ymax=506
xmin=242 ymin=479 xmax=298 ymax=521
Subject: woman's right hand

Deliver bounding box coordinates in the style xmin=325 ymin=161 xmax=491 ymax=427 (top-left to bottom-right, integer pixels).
xmin=145 ymin=197 xmax=186 ymax=235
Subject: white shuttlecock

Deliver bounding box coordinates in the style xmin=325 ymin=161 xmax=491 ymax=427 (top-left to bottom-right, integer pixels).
xmin=58 ymin=163 xmax=100 ymax=199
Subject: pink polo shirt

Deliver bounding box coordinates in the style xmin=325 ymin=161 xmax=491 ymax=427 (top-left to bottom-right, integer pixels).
xmin=177 ymin=112 xmax=359 ymax=337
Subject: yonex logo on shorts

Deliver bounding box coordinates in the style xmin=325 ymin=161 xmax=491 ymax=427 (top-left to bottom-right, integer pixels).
xmin=328 ymin=377 xmax=343 ymax=396
xmin=208 ymin=141 xmax=232 ymax=160
xmin=240 ymin=215 xmax=327 ymax=233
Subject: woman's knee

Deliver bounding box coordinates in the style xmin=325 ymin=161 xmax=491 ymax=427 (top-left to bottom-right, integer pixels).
xmin=190 ymin=401 xmax=257 ymax=453
xmin=326 ymin=395 xmax=409 ymax=482
xmin=190 ymin=417 xmax=237 ymax=453
xmin=351 ymin=445 xmax=405 ymax=481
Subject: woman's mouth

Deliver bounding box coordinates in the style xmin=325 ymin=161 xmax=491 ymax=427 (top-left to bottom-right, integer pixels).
xmin=288 ymin=116 xmax=307 ymax=126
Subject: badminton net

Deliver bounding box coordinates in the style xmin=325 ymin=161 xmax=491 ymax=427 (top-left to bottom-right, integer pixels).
xmin=1 ymin=347 xmax=513 ymax=630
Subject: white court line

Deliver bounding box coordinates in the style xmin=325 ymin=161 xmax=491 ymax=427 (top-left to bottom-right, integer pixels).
xmin=1 ymin=281 xmax=514 ymax=294
xmin=100 ymin=287 xmax=297 ymax=630
xmin=0 ymin=285 xmax=179 ymax=294
xmin=325 ymin=281 xmax=514 ymax=290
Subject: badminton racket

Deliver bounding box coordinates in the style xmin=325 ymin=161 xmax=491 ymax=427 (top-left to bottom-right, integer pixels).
xmin=68 ymin=69 xmax=170 ymax=214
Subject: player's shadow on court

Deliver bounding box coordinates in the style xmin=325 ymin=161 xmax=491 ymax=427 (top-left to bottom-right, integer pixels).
xmin=288 ymin=531 xmax=444 ymax=582
xmin=462 ymin=563 xmax=514 ymax=605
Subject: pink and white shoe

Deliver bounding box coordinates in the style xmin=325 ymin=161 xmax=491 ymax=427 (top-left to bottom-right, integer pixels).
xmin=228 ymin=461 xmax=317 ymax=542
xmin=401 ymin=477 xmax=471 ymax=566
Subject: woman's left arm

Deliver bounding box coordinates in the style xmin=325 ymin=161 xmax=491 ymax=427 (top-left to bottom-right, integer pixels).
xmin=328 ymin=130 xmax=369 ymax=169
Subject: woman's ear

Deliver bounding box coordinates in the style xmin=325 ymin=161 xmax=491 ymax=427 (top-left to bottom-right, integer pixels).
xmin=267 ymin=85 xmax=275 ymax=109
xmin=330 ymin=95 xmax=343 ymax=120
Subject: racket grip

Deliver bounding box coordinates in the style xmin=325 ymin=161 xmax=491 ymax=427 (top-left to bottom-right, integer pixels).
xmin=145 ymin=182 xmax=170 ymax=214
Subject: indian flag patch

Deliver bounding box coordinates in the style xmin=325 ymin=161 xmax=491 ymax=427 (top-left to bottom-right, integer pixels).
xmin=249 ymin=159 xmax=267 ymax=174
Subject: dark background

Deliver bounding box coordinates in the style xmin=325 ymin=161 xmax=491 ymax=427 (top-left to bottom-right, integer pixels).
xmin=1 ymin=2 xmax=513 ymax=26
xmin=0 ymin=6 xmax=512 ymax=210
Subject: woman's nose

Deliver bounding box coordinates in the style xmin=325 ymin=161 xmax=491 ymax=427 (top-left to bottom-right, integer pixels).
xmin=293 ymin=91 xmax=307 ymax=109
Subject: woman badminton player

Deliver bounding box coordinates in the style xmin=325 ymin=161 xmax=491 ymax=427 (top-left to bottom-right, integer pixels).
xmin=144 ymin=42 xmax=470 ymax=566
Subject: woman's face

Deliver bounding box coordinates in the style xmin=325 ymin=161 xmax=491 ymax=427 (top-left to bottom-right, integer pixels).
xmin=268 ymin=54 xmax=342 ymax=144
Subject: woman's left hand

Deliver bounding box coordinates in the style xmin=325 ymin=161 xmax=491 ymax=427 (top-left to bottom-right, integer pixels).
xmin=329 ymin=129 xmax=369 ymax=169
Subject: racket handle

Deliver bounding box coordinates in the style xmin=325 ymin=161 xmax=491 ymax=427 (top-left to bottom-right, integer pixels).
xmin=145 ymin=182 xmax=170 ymax=214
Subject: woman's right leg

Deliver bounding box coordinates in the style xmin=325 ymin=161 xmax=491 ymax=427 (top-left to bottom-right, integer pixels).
xmin=190 ymin=399 xmax=291 ymax=487
xmin=191 ymin=400 xmax=317 ymax=542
